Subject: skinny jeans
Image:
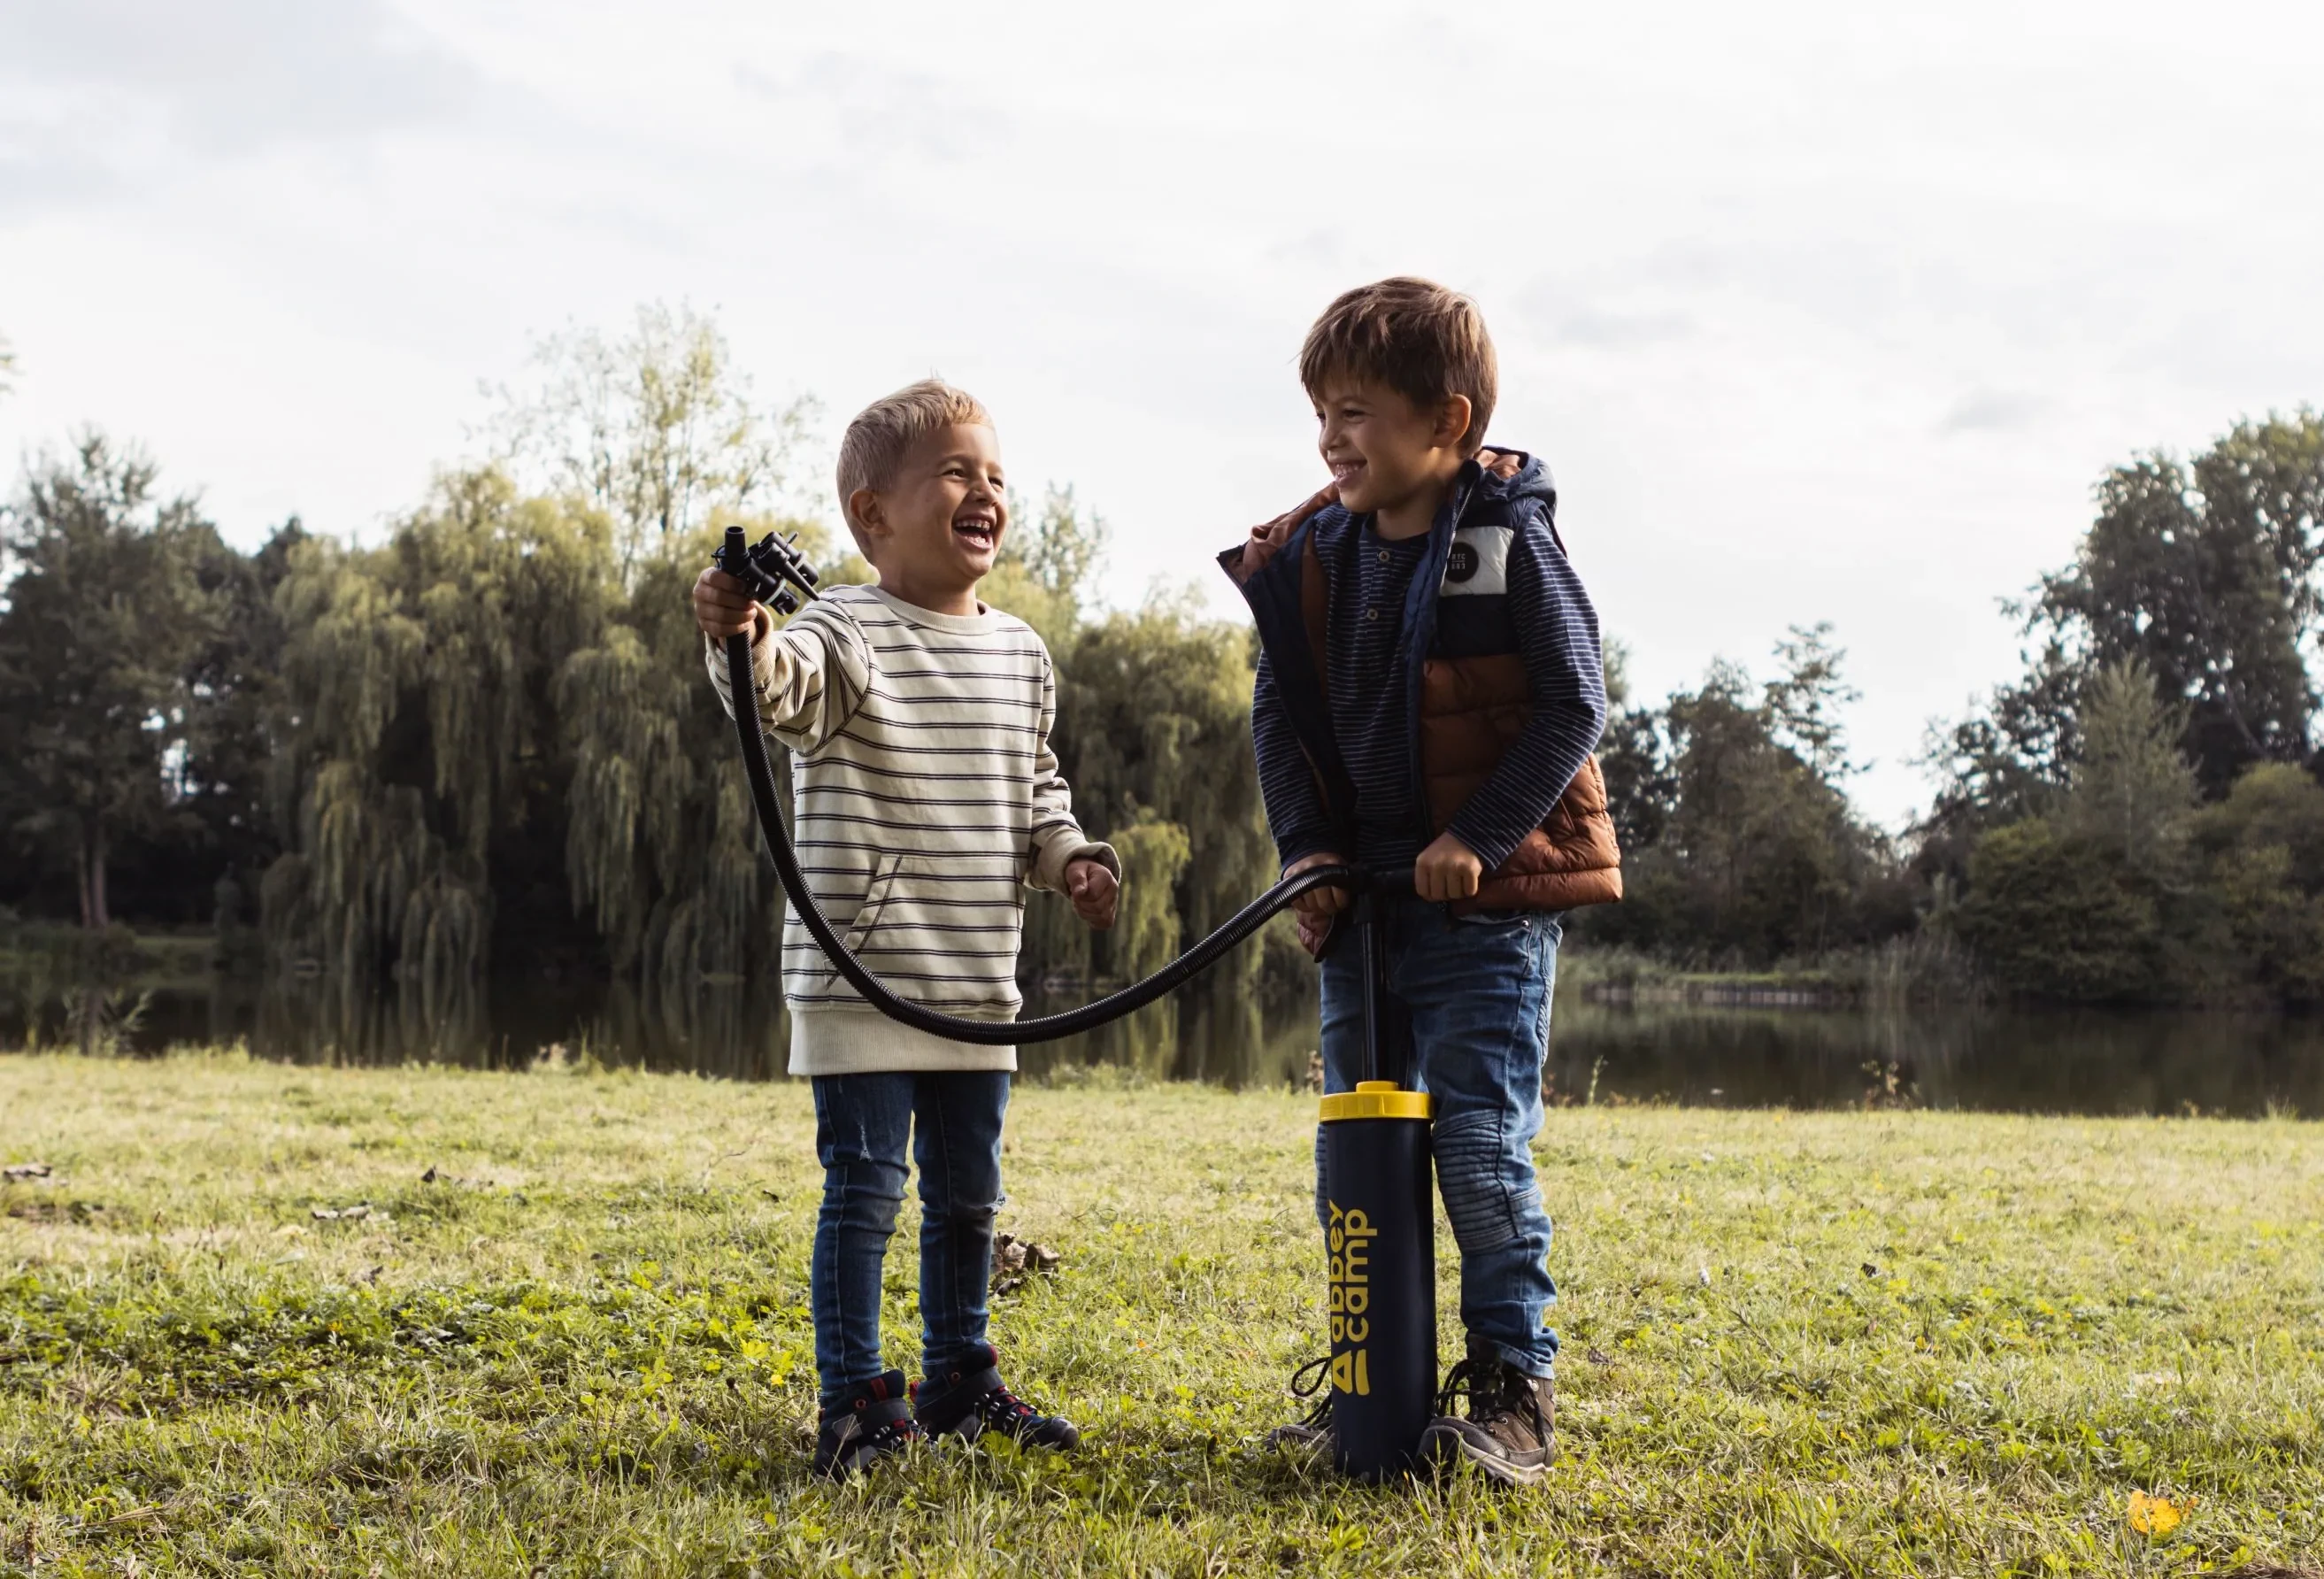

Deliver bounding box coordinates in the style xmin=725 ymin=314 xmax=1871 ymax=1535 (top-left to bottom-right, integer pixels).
xmin=809 ymin=1070 xmax=1009 ymax=1403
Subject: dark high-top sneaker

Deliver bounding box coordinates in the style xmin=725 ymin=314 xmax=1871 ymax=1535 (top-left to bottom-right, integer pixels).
xmin=1258 ymin=1353 xmax=1334 ymax=1453
xmin=911 ymin=1347 xmax=1080 ymax=1451
xmin=1419 ymin=1336 xmax=1555 ymax=1487
xmin=812 ymin=1369 xmax=923 ymax=1480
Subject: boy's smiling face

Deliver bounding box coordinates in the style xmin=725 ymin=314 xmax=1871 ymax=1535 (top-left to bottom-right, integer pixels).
xmin=1311 ymin=374 xmax=1472 ymax=532
xmin=851 ymin=421 xmax=1008 ymax=612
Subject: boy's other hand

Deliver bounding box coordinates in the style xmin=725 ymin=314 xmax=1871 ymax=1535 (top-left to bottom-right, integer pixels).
xmin=1414 ymin=832 xmax=1484 ymax=903
xmin=694 ymin=567 xmax=771 ymax=644
xmin=1285 ymin=851 xmax=1352 ymax=920
xmin=1066 ymin=859 xmax=1118 ymax=929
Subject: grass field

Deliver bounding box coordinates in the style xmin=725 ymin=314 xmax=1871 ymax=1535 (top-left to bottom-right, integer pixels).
xmin=3 ymin=1051 xmax=2320 ymax=1576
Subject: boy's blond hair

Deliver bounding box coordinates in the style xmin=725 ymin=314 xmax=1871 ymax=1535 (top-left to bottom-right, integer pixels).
xmin=835 ymin=378 xmax=993 ymax=555
xmin=1299 ymin=277 xmax=1497 ymax=456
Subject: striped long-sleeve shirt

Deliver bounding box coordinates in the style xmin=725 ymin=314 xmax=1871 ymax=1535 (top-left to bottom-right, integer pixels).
xmin=705 ymin=583 xmax=1116 ymax=1075
xmin=1251 ymin=509 xmax=1605 ymax=874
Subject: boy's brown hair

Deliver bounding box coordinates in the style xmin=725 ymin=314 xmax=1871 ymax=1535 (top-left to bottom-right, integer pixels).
xmin=1298 ymin=277 xmax=1497 ymax=455
xmin=835 ymin=378 xmax=992 ymax=554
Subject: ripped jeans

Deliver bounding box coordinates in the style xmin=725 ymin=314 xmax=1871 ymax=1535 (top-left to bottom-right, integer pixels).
xmin=810 ymin=1070 xmax=1009 ymax=1403
xmin=1315 ymin=899 xmax=1562 ymax=1378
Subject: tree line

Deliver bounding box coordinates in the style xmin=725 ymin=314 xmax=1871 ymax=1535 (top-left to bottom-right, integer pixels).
xmin=0 ymin=308 xmax=1281 ymax=1061
xmin=3 ymin=305 xmax=2321 ymax=1013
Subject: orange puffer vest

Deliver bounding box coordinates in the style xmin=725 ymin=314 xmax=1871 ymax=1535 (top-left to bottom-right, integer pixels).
xmin=1222 ymin=451 xmax=1622 ymax=935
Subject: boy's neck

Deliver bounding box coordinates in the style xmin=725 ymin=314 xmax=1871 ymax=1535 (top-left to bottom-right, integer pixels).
xmin=876 ymin=566 xmax=983 ymax=618
xmin=1370 ymin=465 xmax=1465 ymax=542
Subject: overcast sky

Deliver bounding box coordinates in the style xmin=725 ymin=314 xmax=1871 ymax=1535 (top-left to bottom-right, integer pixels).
xmin=4 ymin=0 xmax=2320 ymax=823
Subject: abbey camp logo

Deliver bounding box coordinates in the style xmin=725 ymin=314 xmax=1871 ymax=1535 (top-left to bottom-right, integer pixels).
xmin=1326 ymin=1200 xmax=1377 ymax=1395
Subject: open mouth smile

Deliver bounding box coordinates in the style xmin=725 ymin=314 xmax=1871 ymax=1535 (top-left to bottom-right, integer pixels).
xmin=952 ymin=512 xmax=999 ymax=551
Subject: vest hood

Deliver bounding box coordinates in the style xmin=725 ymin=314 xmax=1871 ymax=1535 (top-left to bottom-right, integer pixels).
xmin=1465 ymin=446 xmax=1558 ymax=530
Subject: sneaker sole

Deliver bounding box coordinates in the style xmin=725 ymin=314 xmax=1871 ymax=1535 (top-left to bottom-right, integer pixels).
xmin=1418 ymin=1421 xmax=1548 ymax=1488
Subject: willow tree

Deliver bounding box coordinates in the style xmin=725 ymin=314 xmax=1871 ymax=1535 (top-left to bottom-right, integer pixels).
xmin=260 ymin=473 xmax=614 ymax=1031
xmin=559 ymin=515 xmax=854 ymax=985
xmin=264 ymin=305 xmax=830 ymax=1058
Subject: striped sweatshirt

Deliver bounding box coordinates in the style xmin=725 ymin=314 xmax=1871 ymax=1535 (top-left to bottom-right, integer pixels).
xmin=704 ymin=583 xmax=1116 ymax=1076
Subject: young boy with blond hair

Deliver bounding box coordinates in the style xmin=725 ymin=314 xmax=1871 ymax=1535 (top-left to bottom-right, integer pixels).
xmin=1222 ymin=278 xmax=1620 ymax=1485
xmin=693 ymin=379 xmax=1120 ymax=1477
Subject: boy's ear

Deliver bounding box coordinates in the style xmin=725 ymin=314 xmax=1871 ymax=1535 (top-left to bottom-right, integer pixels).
xmin=1433 ymin=395 xmax=1474 ymax=451
xmin=849 ymin=488 xmax=886 ymax=537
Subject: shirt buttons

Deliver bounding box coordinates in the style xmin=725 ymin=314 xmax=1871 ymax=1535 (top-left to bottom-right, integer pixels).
xmin=1366 ymin=608 xmax=1380 ymax=620
xmin=1378 ymin=550 xmax=1390 ymax=564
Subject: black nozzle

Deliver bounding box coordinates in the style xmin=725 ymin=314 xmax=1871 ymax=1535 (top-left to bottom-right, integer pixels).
xmin=712 ymin=525 xmax=822 ymax=612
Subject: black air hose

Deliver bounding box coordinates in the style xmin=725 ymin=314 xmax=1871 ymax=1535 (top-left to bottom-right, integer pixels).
xmin=724 ymin=631 xmax=1381 ymax=1045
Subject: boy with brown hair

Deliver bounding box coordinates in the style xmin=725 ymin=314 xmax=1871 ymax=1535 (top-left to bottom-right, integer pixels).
xmin=1221 ymin=278 xmax=1620 ymax=1486
xmin=693 ymin=379 xmax=1120 ymax=1477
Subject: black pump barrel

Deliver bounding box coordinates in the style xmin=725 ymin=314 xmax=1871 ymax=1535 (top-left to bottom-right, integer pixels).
xmin=1319 ymin=888 xmax=1436 ymax=1481
xmin=1320 ymin=1083 xmax=1435 ymax=1481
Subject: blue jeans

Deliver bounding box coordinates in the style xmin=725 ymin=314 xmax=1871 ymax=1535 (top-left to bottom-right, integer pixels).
xmin=1316 ymin=899 xmax=1562 ymax=1377
xmin=810 ymin=1071 xmax=1010 ymax=1403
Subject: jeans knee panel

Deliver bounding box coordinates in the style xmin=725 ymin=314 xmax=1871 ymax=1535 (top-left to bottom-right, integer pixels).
xmin=825 ymin=1162 xmax=905 ymax=1237
xmin=1433 ymin=1107 xmax=1521 ymax=1252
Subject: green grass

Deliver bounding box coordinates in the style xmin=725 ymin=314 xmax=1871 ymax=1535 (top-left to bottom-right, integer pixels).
xmin=2 ymin=1051 xmax=2320 ymax=1576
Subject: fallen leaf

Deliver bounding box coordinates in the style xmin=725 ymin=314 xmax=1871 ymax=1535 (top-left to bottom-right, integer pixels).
xmin=2 ymin=1163 xmax=53 ymax=1182
xmin=2128 ymin=1490 xmax=2192 ymax=1537
xmin=1585 ymin=1347 xmax=1614 ymax=1367
xmin=312 ymin=1203 xmax=372 ymax=1222
xmin=990 ymin=1233 xmax=1063 ymax=1296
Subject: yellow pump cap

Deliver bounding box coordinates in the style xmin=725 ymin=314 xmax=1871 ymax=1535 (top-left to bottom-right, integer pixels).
xmin=1318 ymin=1080 xmax=1433 ymax=1122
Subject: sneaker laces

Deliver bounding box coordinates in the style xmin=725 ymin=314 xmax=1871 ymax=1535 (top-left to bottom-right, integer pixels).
xmin=1435 ymin=1353 xmax=1545 ymax=1442
xmin=862 ymin=1413 xmax=923 ymax=1454
xmin=973 ymin=1383 xmax=1040 ymax=1433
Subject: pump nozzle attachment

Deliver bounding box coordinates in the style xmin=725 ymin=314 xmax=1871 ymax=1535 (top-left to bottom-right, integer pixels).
xmin=714 ymin=525 xmax=822 ymax=616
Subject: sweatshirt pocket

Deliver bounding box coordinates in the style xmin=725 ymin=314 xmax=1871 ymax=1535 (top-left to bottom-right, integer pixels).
xmin=835 ymin=854 xmax=1023 ymax=1013
xmin=806 ymin=852 xmax=899 ymax=995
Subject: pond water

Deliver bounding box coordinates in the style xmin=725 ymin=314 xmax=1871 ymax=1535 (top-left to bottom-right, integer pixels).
xmin=8 ymin=967 xmax=2324 ymax=1117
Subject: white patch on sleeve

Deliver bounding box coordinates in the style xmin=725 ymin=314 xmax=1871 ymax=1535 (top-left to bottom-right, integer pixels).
xmin=1441 ymin=525 xmax=1512 ymax=597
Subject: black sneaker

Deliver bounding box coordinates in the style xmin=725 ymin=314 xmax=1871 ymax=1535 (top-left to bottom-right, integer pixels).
xmin=812 ymin=1369 xmax=924 ymax=1479
xmin=911 ymin=1347 xmax=1079 ymax=1451
xmin=1258 ymin=1353 xmax=1334 ymax=1453
xmin=1418 ymin=1336 xmax=1555 ymax=1487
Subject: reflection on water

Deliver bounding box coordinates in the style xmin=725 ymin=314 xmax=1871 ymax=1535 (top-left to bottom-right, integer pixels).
xmin=1551 ymin=999 xmax=2324 ymax=1118
xmin=7 ymin=968 xmax=2324 ymax=1116
xmin=0 ymin=973 xmax=1320 ymax=1090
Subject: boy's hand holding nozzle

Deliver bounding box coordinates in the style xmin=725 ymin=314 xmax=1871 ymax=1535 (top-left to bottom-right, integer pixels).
xmin=693 ymin=567 xmax=772 ymax=644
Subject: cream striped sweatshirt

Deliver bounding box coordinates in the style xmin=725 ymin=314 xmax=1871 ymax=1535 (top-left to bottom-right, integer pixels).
xmin=705 ymin=583 xmax=1116 ymax=1076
